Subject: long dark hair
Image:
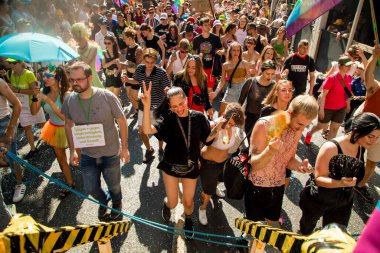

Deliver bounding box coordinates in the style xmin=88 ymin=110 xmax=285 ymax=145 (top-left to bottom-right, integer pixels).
xmin=104 ymin=34 xmax=120 ymax=59
xmin=347 ymin=112 xmax=380 ymax=144
xmin=43 ymin=66 xmax=71 ymax=103
xmin=155 ymin=87 xmax=187 ymax=119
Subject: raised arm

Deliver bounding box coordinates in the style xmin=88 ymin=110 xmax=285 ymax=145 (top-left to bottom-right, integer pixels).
xmin=364 ymin=45 xmax=380 ymax=97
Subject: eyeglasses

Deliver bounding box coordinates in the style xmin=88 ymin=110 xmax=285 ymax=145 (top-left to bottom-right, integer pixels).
xmin=69 ymin=77 xmax=88 ymax=83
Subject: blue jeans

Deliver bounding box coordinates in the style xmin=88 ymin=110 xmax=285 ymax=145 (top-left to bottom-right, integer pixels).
xmin=80 ymin=154 xmax=122 ymax=204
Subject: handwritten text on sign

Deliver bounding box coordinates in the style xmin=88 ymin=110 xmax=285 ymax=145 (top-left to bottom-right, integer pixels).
xmin=72 ymin=124 xmax=106 ymax=148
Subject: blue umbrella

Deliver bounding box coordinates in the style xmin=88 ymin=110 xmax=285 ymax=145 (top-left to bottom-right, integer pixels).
xmin=0 ymin=32 xmax=79 ymax=62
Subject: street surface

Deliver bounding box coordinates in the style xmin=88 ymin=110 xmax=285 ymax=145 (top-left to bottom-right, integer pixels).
xmin=1 ymin=89 xmax=379 ymax=253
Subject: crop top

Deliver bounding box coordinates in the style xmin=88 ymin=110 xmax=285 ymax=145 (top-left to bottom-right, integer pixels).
xmin=211 ymin=127 xmax=237 ymax=150
xmin=226 ymin=68 xmax=247 ymax=81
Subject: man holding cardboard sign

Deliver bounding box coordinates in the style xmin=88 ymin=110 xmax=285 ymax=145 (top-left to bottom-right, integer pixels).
xmin=62 ymin=62 xmax=130 ymax=222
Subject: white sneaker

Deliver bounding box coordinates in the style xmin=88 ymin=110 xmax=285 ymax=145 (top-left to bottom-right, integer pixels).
xmin=13 ymin=184 xmax=26 ymax=203
xmin=199 ymin=208 xmax=208 ymax=226
xmin=216 ymin=185 xmax=225 ymax=198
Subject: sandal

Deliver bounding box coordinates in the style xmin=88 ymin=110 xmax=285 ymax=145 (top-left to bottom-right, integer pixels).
xmin=59 ymin=183 xmax=75 ymax=198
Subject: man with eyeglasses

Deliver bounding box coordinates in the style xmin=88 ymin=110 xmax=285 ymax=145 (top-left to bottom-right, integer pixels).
xmin=166 ymin=39 xmax=191 ymax=80
xmin=62 ymin=62 xmax=130 ymax=222
xmin=193 ymin=17 xmax=224 ymax=92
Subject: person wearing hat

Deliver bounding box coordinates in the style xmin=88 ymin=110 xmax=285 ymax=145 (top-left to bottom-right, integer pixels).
xmin=95 ymin=17 xmax=115 ymax=50
xmin=105 ymin=10 xmax=117 ymax=32
xmin=305 ymin=56 xmax=354 ymax=145
xmin=155 ymin=13 xmax=170 ymax=37
xmin=5 ymin=58 xmax=46 ymax=202
xmin=218 ymin=15 xmax=227 ymax=32
xmin=112 ymin=12 xmax=128 ymax=54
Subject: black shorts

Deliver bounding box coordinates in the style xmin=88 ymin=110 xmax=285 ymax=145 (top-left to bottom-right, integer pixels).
xmin=124 ymin=71 xmax=140 ymax=90
xmin=199 ymin=157 xmax=226 ymax=195
xmin=319 ymin=107 xmax=346 ymax=124
xmin=105 ymin=74 xmax=123 ymax=88
xmin=244 ymin=183 xmax=285 ymax=222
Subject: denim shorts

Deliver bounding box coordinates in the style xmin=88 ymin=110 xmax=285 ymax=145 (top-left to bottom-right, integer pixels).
xmin=222 ymin=81 xmax=245 ymax=103
xmin=0 ymin=115 xmax=17 ymax=154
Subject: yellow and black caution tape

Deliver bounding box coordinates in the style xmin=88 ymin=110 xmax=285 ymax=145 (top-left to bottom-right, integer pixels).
xmin=235 ymin=218 xmax=357 ymax=253
xmin=235 ymin=218 xmax=308 ymax=253
xmin=0 ymin=214 xmax=131 ymax=253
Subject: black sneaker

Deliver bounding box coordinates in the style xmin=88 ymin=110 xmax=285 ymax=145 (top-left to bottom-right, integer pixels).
xmin=23 ymin=148 xmax=39 ymax=160
xmin=354 ymin=186 xmax=375 ymax=204
xmin=184 ymin=217 xmax=194 ymax=239
xmin=143 ymin=148 xmax=155 ymax=163
xmin=108 ymin=201 xmax=123 ymax=221
xmin=98 ymin=200 xmax=110 ymax=221
xmin=162 ymin=202 xmax=171 ymax=222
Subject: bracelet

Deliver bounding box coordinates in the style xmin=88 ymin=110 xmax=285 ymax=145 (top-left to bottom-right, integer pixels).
xmin=31 ymin=95 xmax=38 ymax=102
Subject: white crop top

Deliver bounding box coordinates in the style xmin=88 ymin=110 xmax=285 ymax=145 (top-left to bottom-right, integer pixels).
xmin=211 ymin=127 xmax=237 ymax=150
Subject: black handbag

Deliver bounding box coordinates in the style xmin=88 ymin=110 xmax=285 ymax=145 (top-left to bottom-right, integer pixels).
xmin=223 ymin=136 xmax=251 ymax=200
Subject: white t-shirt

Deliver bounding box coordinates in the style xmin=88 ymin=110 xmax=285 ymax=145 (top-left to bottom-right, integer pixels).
xmin=95 ymin=30 xmax=115 ymax=50
xmin=169 ymin=52 xmax=190 ymax=75
xmin=236 ymin=29 xmax=247 ymax=45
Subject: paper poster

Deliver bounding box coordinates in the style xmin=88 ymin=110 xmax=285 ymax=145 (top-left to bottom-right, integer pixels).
xmin=72 ymin=124 xmax=106 ymax=148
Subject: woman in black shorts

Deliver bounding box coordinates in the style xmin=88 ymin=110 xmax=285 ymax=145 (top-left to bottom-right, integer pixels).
xmin=101 ymin=35 xmax=123 ymax=97
xmin=299 ymin=112 xmax=380 ymax=234
xmin=199 ymin=103 xmax=245 ymax=226
xmin=141 ymin=85 xmax=214 ymax=238
xmin=122 ymin=27 xmax=143 ymax=118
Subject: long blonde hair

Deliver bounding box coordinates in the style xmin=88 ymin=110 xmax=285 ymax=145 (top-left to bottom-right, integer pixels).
xmin=262 ymin=80 xmax=292 ymax=106
xmin=227 ymin=42 xmax=243 ymax=61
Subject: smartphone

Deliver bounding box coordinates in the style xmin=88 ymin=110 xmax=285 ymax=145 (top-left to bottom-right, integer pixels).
xmin=221 ymin=113 xmax=233 ymax=129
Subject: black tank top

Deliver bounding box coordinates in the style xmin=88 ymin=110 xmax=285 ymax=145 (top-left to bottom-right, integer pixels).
xmin=126 ymin=45 xmax=138 ymax=63
xmin=328 ymin=140 xmax=365 ymax=184
xmin=104 ymin=50 xmax=118 ymax=71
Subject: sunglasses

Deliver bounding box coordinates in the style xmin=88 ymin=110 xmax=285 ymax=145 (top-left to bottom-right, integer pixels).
xmin=43 ymin=72 xmax=55 ymax=78
xmin=9 ymin=61 xmax=20 ymax=65
xmin=180 ymin=50 xmax=189 ymax=54
xmin=189 ymin=55 xmax=200 ymax=61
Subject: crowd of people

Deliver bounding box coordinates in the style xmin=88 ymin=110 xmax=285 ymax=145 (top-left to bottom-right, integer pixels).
xmin=0 ymin=0 xmax=379 ymax=248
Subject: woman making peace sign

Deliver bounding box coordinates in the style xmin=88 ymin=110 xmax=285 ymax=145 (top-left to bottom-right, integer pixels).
xmin=141 ymin=82 xmax=215 ymax=239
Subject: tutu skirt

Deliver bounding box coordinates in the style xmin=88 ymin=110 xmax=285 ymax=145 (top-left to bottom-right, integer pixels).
xmin=40 ymin=120 xmax=68 ymax=148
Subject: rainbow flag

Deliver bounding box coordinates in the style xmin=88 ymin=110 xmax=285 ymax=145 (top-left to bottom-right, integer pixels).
xmin=286 ymin=0 xmax=343 ymax=38
xmin=173 ymin=0 xmax=185 ymax=14
xmin=114 ymin=0 xmax=126 ymax=8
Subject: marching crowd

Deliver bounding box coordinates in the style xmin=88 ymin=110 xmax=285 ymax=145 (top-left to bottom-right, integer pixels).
xmin=0 ymin=0 xmax=380 ymax=246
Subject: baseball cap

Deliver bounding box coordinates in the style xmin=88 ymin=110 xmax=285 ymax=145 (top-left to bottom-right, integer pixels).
xmin=160 ymin=13 xmax=168 ymax=20
xmin=187 ymin=16 xmax=195 ymax=24
xmin=338 ymin=56 xmax=354 ymax=66
xmin=5 ymin=58 xmax=21 ymax=63
xmin=98 ymin=17 xmax=107 ymax=24
xmin=213 ymin=20 xmax=222 ymax=27
xmin=219 ymin=15 xmax=226 ymax=21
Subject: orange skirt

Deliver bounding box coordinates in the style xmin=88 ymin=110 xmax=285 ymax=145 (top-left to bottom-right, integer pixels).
xmin=40 ymin=120 xmax=68 ymax=148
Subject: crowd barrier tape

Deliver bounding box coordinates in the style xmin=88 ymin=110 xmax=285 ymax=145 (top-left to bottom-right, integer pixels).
xmin=0 ymin=214 xmax=131 ymax=253
xmin=5 ymin=152 xmax=252 ymax=249
xmin=235 ymin=218 xmax=307 ymax=253
xmin=235 ymin=218 xmax=357 ymax=253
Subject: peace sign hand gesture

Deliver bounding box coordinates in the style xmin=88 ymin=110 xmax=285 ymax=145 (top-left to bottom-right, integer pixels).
xmin=140 ymin=81 xmax=152 ymax=107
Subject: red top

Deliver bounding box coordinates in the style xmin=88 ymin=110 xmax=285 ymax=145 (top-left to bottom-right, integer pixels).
xmin=322 ymin=73 xmax=352 ymax=110
xmin=363 ymin=87 xmax=380 ymax=118
xmin=188 ymin=85 xmax=204 ymax=113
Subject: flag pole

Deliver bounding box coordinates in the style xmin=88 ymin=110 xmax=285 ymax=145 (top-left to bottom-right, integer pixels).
xmin=369 ymin=0 xmax=379 ymax=45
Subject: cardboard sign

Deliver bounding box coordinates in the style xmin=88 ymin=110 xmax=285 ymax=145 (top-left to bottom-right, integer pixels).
xmin=190 ymin=0 xmax=213 ymax=13
xmin=72 ymin=124 xmax=105 ymax=148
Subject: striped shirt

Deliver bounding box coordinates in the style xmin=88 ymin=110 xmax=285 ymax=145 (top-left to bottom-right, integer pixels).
xmin=133 ymin=65 xmax=170 ymax=109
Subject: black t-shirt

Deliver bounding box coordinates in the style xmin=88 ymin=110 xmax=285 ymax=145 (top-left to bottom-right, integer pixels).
xmin=193 ymin=33 xmax=223 ymax=69
xmin=165 ymin=33 xmax=178 ymax=58
xmin=283 ymin=53 xmax=315 ymax=95
xmin=112 ymin=24 xmax=127 ymax=50
xmin=144 ymin=35 xmax=162 ymax=56
xmin=155 ymin=24 xmax=169 ymax=36
xmin=154 ymin=110 xmax=211 ymax=168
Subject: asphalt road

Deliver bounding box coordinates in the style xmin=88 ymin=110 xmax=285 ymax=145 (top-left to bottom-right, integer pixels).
xmin=1 ymin=89 xmax=379 ymax=253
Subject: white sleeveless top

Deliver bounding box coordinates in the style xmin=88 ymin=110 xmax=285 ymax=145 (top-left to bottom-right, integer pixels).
xmin=0 ymin=79 xmax=10 ymax=119
xmin=211 ymin=127 xmax=238 ymax=150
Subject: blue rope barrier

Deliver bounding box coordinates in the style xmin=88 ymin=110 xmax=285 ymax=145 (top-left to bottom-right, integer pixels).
xmin=6 ymin=152 xmax=251 ymax=248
